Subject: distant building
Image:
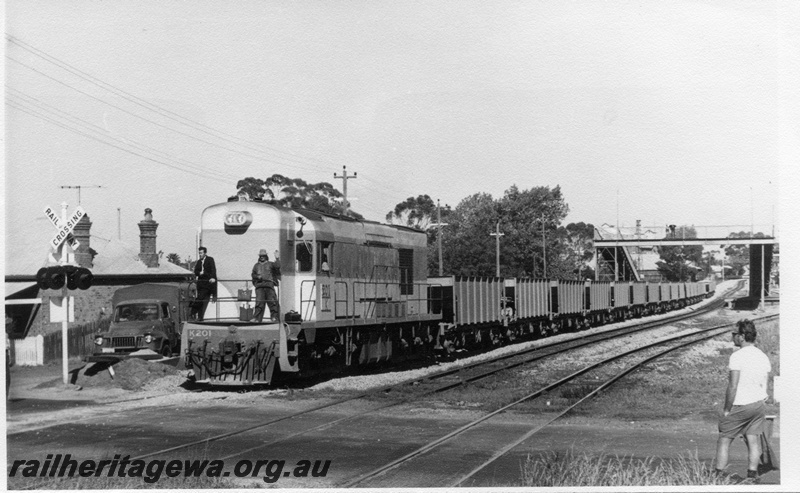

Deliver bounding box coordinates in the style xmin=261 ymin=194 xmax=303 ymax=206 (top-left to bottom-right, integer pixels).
xmin=5 ymin=209 xmax=192 ymax=362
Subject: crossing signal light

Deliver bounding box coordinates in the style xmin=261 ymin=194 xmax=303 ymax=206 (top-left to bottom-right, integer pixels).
xmin=35 ymin=266 xmax=93 ymax=290
xmin=71 ymin=267 xmax=94 ymax=290
xmin=36 ymin=266 xmax=65 ymax=290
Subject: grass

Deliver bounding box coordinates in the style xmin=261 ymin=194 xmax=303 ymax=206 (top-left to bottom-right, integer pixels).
xmin=519 ymin=449 xmax=737 ymax=486
xmin=572 ymin=317 xmax=780 ymax=421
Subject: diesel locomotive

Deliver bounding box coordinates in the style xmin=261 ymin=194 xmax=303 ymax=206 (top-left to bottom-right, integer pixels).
xmin=181 ymin=197 xmax=715 ymax=385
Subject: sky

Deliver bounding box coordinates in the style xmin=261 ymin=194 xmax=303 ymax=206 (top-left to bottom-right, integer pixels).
xmin=3 ymin=1 xmax=796 ymax=263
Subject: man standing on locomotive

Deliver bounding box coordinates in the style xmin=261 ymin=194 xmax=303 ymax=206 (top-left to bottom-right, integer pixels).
xmin=251 ymin=249 xmax=281 ymax=322
xmin=192 ymin=247 xmax=217 ymax=321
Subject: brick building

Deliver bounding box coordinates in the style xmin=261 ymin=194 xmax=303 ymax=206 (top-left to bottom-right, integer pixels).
xmin=5 ymin=209 xmax=192 ymax=360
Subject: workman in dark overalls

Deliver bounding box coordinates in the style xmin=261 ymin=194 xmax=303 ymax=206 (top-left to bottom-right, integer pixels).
xmin=251 ymin=249 xmax=281 ymax=322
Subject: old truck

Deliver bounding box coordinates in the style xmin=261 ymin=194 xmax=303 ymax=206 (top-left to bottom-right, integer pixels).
xmin=88 ymin=283 xmax=194 ymax=362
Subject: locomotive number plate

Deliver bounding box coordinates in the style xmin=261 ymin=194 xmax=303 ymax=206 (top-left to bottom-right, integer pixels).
xmin=224 ymin=211 xmax=252 ymax=227
xmin=188 ymin=329 xmax=211 ymax=337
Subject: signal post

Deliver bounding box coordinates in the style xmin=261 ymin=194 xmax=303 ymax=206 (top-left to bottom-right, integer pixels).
xmin=40 ymin=203 xmax=93 ymax=384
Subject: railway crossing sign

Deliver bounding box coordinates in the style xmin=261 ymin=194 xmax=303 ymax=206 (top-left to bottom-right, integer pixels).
xmin=44 ymin=204 xmax=86 ymax=250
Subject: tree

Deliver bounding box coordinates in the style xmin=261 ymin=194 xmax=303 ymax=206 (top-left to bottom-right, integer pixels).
xmin=657 ymin=225 xmax=703 ymax=281
xmin=386 ymin=195 xmax=437 ymax=230
xmin=166 ymin=253 xmax=182 ymax=265
xmin=441 ymin=193 xmax=499 ymax=276
xmin=236 ymin=174 xmax=363 ymax=219
xmin=438 ymin=185 xmax=570 ymax=277
xmin=496 ymin=185 xmax=570 ymax=278
xmin=555 ymin=222 xmax=595 ymax=279
xmin=723 ymin=231 xmax=767 ymax=277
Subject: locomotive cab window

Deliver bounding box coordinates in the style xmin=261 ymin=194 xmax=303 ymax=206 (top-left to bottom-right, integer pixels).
xmin=296 ymin=241 xmax=313 ymax=272
xmin=318 ymin=242 xmax=332 ymax=273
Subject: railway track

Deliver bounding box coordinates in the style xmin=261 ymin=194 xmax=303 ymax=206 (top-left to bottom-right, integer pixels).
xmin=13 ymin=283 xmax=751 ymax=489
xmin=120 ymin=283 xmax=742 ymax=463
xmin=344 ymin=312 xmax=779 ymax=487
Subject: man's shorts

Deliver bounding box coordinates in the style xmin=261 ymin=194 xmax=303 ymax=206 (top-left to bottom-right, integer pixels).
xmin=718 ymin=400 xmax=767 ymax=438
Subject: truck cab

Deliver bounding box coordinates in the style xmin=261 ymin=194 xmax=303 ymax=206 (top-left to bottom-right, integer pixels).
xmin=88 ymin=283 xmax=193 ymax=362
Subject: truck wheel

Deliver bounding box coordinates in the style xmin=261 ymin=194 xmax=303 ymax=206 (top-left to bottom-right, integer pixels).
xmin=161 ymin=344 xmax=172 ymax=358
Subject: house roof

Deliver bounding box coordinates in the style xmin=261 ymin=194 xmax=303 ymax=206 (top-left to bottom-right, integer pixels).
xmin=93 ymin=238 xmax=192 ymax=275
xmin=4 ymin=227 xmax=191 ymax=278
xmin=4 ymin=282 xmax=37 ymax=298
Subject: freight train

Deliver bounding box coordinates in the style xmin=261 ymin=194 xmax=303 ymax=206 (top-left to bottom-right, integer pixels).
xmin=181 ymin=197 xmax=715 ymax=386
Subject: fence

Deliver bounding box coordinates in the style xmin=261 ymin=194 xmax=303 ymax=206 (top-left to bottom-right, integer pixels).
xmin=15 ymin=318 xmax=112 ymax=366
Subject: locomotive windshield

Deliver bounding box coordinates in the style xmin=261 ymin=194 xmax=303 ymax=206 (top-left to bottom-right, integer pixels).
xmin=114 ymin=304 xmax=162 ymax=322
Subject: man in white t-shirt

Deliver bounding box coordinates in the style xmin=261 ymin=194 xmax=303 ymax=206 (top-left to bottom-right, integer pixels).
xmin=714 ymin=319 xmax=772 ymax=481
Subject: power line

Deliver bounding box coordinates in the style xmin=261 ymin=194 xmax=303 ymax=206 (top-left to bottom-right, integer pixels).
xmin=6 ymin=55 xmax=328 ymax=175
xmin=5 ymin=35 xmax=430 ymax=217
xmin=7 ymin=87 xmax=231 ymax=181
xmin=6 ymin=100 xmax=230 ymax=182
xmin=7 ymin=92 xmax=231 ymax=181
xmin=6 ymin=34 xmax=347 ymax=173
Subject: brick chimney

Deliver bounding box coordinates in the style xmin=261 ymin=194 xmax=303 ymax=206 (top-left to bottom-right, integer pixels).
xmin=72 ymin=214 xmax=93 ymax=268
xmin=138 ymin=208 xmax=159 ymax=268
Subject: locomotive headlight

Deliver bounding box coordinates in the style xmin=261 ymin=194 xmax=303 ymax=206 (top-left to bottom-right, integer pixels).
xmin=94 ymin=336 xmax=104 ymax=346
xmin=144 ymin=334 xmax=154 ymax=344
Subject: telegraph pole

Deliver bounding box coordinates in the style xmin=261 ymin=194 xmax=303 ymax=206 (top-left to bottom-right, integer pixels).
xmin=489 ymin=221 xmax=504 ymax=277
xmin=759 ymin=244 xmax=765 ymax=311
xmin=429 ymin=200 xmax=449 ymax=276
xmin=334 ymin=166 xmax=357 ymax=215
xmin=541 ymin=216 xmax=548 ymax=278
xmin=60 ymin=185 xmax=102 ymax=205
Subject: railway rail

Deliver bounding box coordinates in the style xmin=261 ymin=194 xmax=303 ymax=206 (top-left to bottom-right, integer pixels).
xmin=344 ymin=312 xmax=779 ymax=487
xmin=14 ymin=283 xmax=755 ymax=490
xmin=121 ymin=282 xmax=742 ymax=463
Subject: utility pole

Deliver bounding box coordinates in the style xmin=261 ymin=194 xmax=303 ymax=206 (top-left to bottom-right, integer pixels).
xmin=489 ymin=221 xmax=504 ymax=277
xmin=334 ymin=166 xmax=357 ymax=215
xmin=117 ymin=208 xmax=121 ymax=240
xmin=750 ymin=186 xmax=754 ymax=238
xmin=429 ymin=200 xmax=449 ymax=276
xmin=759 ymin=244 xmax=765 ymax=311
xmin=60 ymin=185 xmax=102 ymax=205
xmin=541 ymin=216 xmax=548 ymax=278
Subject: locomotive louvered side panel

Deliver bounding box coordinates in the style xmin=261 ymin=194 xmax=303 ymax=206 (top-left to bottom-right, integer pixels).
xmin=455 ymin=276 xmax=503 ymax=325
xmin=613 ymin=281 xmax=632 ymax=307
xmin=589 ymin=281 xmax=612 ymax=311
xmin=554 ymin=280 xmax=583 ymax=315
xmin=515 ymin=278 xmax=550 ymax=318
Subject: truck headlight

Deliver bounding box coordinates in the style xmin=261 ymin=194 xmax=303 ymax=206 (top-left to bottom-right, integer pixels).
xmin=94 ymin=336 xmax=104 ymax=346
xmin=144 ymin=334 xmax=154 ymax=344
